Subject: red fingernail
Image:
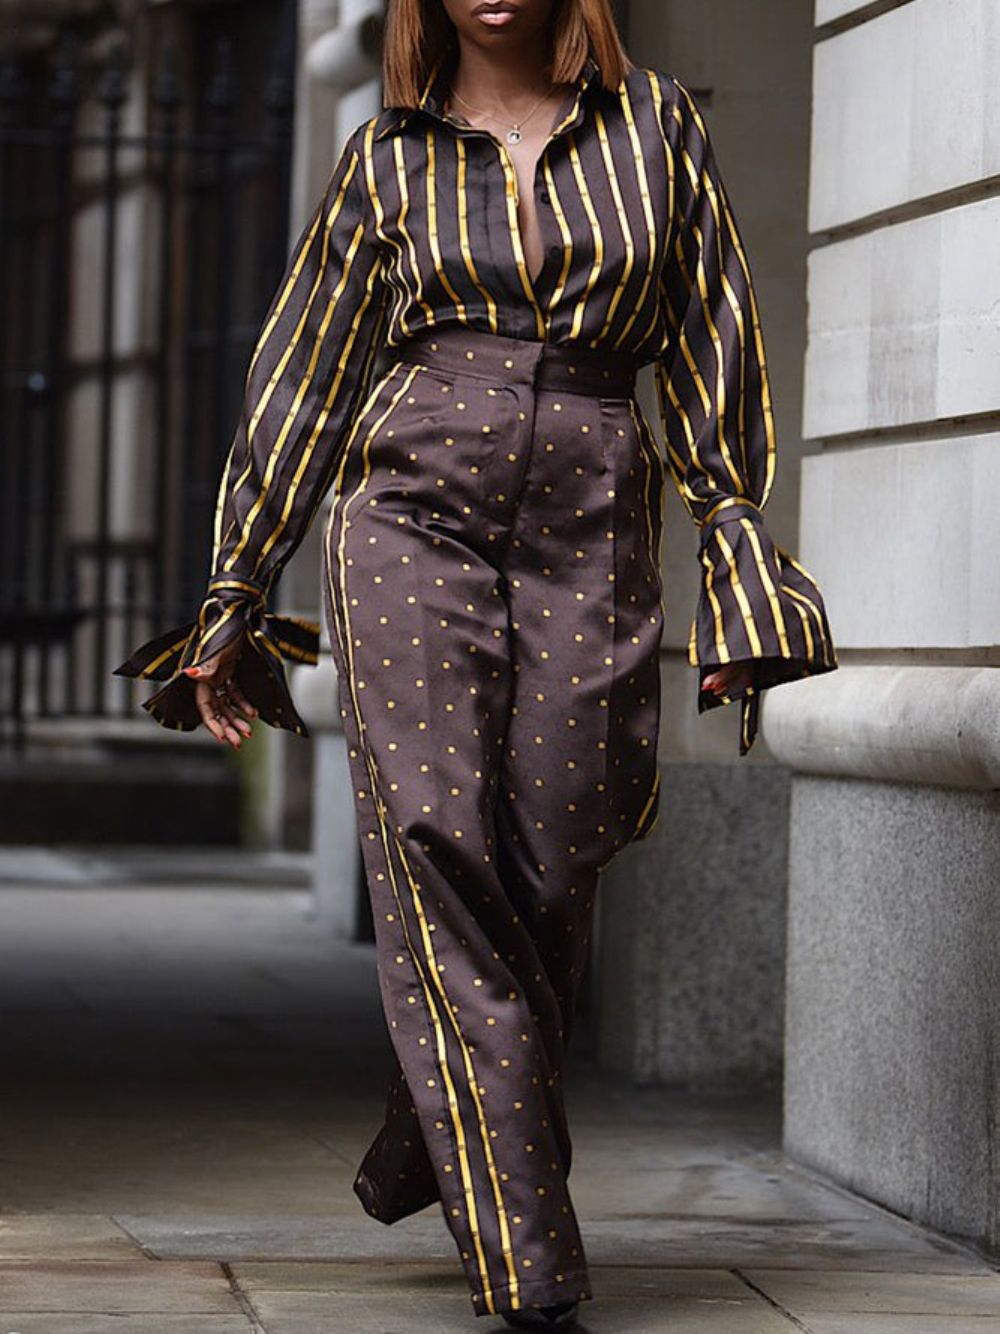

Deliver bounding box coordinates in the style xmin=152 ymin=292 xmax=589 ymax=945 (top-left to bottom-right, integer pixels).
xmin=184 ymin=666 xmax=200 ymax=677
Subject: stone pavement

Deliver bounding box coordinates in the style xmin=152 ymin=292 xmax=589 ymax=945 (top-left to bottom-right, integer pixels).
xmin=0 ymin=860 xmax=998 ymax=1333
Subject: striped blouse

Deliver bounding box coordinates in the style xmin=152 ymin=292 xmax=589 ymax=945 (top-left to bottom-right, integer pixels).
xmin=115 ymin=48 xmax=837 ymax=754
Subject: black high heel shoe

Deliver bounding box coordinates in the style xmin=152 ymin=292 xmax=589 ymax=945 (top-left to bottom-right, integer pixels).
xmin=500 ymin=1300 xmax=580 ymax=1329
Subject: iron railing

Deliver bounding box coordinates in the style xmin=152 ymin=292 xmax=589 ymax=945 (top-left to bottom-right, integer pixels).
xmin=0 ymin=18 xmax=296 ymax=746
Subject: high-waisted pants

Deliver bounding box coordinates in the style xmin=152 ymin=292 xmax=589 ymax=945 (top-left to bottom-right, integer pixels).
xmin=321 ymin=325 xmax=665 ymax=1317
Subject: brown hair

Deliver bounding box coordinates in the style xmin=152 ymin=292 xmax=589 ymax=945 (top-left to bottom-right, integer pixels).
xmin=380 ymin=0 xmax=635 ymax=108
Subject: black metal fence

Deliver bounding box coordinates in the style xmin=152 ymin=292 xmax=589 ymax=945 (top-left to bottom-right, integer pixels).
xmin=0 ymin=16 xmax=296 ymax=746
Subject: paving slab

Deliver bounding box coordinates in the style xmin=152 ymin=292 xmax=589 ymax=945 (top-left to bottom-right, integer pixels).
xmin=806 ymin=1320 xmax=1000 ymax=1334
xmin=0 ymin=1260 xmax=240 ymax=1313
xmin=744 ymin=1268 xmax=1000 ymax=1315
xmin=115 ymin=1208 xmax=983 ymax=1273
xmin=568 ymin=1159 xmax=875 ymax=1223
xmin=1 ymin=883 xmax=998 ymax=1333
xmin=578 ymin=1215 xmax=982 ymax=1274
xmin=0 ymin=1215 xmax=144 ymax=1260
xmin=245 ymin=1286 xmax=796 ymax=1334
xmin=115 ymin=1212 xmax=456 ymax=1262
xmin=0 ymin=1318 xmax=253 ymax=1334
xmin=230 ymin=1261 xmax=753 ymax=1299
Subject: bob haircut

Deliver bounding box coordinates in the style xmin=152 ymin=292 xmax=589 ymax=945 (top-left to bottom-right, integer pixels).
xmin=381 ymin=0 xmax=636 ymax=109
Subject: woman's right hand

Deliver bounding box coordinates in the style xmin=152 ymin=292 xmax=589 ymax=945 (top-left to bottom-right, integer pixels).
xmin=183 ymin=635 xmax=258 ymax=748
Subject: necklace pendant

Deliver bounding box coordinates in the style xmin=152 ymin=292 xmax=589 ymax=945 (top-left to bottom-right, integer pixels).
xmin=507 ymin=127 xmax=523 ymax=145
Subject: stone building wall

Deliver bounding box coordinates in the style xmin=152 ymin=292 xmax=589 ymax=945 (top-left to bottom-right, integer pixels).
xmin=766 ymin=0 xmax=1000 ymax=1255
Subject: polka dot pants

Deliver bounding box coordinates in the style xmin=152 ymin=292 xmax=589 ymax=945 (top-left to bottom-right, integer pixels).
xmin=322 ymin=326 xmax=665 ymax=1317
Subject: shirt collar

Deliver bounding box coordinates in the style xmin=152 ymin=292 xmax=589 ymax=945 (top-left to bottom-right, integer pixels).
xmin=374 ymin=51 xmax=602 ymax=142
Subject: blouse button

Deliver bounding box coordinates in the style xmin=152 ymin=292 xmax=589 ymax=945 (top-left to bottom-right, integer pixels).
xmin=548 ymin=244 xmax=561 ymax=259
xmin=540 ymin=189 xmax=551 ymax=204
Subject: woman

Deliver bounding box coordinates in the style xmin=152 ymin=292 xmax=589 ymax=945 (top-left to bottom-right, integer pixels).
xmin=116 ymin=0 xmax=837 ymax=1326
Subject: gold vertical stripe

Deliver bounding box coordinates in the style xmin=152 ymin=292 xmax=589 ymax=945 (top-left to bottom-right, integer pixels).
xmin=566 ymin=135 xmax=604 ymax=341
xmin=495 ymin=139 xmax=546 ymax=339
xmin=325 ymin=367 xmax=500 ymax=1312
xmin=680 ymin=207 xmax=745 ymax=493
xmin=701 ymin=552 xmax=729 ymax=663
xmin=190 ymin=600 xmax=241 ymax=666
xmin=664 ymin=243 xmax=713 ymax=420
xmin=245 ymin=157 xmax=359 ymax=447
xmin=542 ymin=155 xmax=573 ymax=321
xmin=784 ymin=582 xmax=834 ymax=668
xmin=630 ymin=401 xmax=667 ymax=631
xmin=218 ymin=154 xmax=362 ymax=533
xmin=223 ymin=216 xmax=370 ymax=572
xmin=129 ymin=630 xmax=196 ymax=680
xmin=455 ymin=137 xmax=501 ymax=332
xmin=630 ymin=408 xmax=668 ymax=842
xmin=363 ymin=124 xmax=415 ymax=340
xmin=713 ymin=527 xmax=763 ymax=657
xmin=328 ymin=368 xmax=521 ymax=1311
xmin=694 ymin=159 xmax=750 ymax=478
xmin=248 ymin=256 xmax=385 ymax=575
xmin=739 ymin=517 xmax=790 ymax=657
xmin=632 ymin=71 xmax=676 ymax=349
xmin=651 ymin=70 xmax=677 ymax=225
xmin=392 ymin=134 xmax=437 ymax=325
xmin=784 ymin=587 xmax=815 ymax=661
xmin=211 ymin=189 xmax=329 ymax=552
xmin=612 ymin=83 xmax=658 ymax=349
xmin=676 ymin=82 xmax=777 ymax=501
xmin=634 ymin=768 xmax=661 ymax=836
xmin=426 ymin=129 xmax=469 ymax=323
xmin=591 ymin=107 xmax=636 ymax=347
xmin=652 ymin=286 xmax=718 ymax=508
xmin=297 ymin=284 xmax=392 ymax=541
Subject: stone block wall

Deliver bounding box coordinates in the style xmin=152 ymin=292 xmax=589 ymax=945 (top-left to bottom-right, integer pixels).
xmin=766 ymin=0 xmax=1000 ymax=1255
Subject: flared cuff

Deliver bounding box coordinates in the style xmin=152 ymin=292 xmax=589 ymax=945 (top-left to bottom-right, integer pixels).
xmin=688 ymin=502 xmax=838 ymax=756
xmin=112 ymin=575 xmax=320 ymax=737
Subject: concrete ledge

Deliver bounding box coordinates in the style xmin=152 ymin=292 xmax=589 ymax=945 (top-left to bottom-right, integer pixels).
xmin=762 ymin=665 xmax=1000 ymax=789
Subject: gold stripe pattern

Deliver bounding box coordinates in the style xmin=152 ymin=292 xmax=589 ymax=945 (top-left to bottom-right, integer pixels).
xmin=118 ymin=61 xmax=835 ymax=758
xmin=325 ymin=365 xmax=519 ymax=1311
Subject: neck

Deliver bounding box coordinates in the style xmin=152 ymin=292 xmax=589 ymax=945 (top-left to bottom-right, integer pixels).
xmin=448 ymin=38 xmax=556 ymax=113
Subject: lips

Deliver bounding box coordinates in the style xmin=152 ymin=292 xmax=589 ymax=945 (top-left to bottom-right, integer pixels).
xmin=474 ymin=0 xmax=520 ymax=19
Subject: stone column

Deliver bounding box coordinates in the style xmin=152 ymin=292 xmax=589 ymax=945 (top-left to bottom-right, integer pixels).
xmin=770 ymin=0 xmax=1000 ymax=1255
xmin=282 ymin=0 xmax=384 ymax=927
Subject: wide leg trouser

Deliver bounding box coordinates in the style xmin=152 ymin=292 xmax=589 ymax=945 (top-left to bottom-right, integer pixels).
xmin=321 ymin=327 xmax=665 ymax=1317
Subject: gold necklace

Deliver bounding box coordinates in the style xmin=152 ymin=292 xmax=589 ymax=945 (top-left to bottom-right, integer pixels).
xmin=448 ymin=84 xmax=553 ymax=145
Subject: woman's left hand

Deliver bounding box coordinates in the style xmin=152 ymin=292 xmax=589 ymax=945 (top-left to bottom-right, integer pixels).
xmin=702 ymin=662 xmax=755 ymax=698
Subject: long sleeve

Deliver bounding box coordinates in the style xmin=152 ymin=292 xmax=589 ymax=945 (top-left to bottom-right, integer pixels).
xmin=114 ymin=126 xmax=390 ymax=736
xmin=654 ymin=76 xmax=837 ymax=755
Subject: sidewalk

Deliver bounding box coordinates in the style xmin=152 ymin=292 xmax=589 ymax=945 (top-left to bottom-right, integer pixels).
xmin=0 ymin=865 xmax=997 ymax=1332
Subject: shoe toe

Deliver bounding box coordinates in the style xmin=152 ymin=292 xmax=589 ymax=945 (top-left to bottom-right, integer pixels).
xmin=500 ymin=1300 xmax=579 ymax=1329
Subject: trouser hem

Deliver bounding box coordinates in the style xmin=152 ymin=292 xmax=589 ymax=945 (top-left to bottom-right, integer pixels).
xmin=353 ymin=1167 xmax=439 ymax=1225
xmin=471 ymin=1269 xmax=593 ymax=1316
